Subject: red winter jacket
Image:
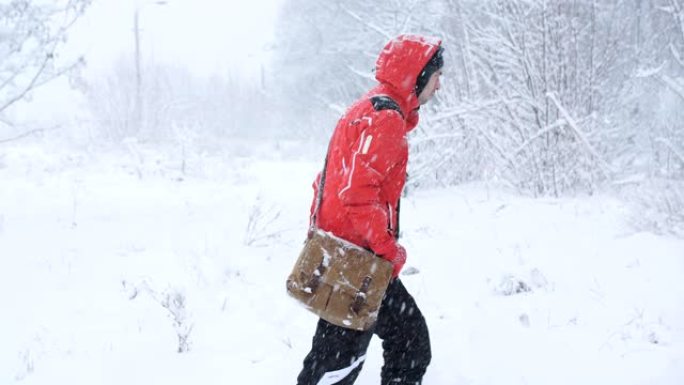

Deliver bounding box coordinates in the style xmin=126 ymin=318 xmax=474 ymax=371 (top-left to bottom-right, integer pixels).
xmin=310 ymin=35 xmax=442 ymax=259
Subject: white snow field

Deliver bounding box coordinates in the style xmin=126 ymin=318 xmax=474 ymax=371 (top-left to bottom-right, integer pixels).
xmin=1 ymin=140 xmax=683 ymax=385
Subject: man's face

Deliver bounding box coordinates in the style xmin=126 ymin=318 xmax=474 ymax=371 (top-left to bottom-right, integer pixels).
xmin=418 ymin=70 xmax=442 ymax=105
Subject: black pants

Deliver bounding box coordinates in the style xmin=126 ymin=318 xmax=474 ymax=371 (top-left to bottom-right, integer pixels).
xmin=296 ymin=279 xmax=431 ymax=385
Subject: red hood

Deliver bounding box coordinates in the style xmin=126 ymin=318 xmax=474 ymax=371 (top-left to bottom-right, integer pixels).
xmin=375 ymin=34 xmax=442 ymax=114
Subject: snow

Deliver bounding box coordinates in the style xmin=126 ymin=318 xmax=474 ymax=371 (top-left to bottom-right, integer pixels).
xmin=1 ymin=140 xmax=683 ymax=385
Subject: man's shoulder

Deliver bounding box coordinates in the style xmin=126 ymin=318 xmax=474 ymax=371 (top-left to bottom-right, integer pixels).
xmin=369 ymin=95 xmax=404 ymax=118
xmin=341 ymin=90 xmax=405 ymax=132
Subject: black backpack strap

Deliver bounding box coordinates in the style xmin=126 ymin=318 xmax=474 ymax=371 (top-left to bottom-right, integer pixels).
xmin=370 ymin=95 xmax=404 ymax=239
xmin=309 ymin=141 xmax=332 ymax=235
xmin=370 ymin=95 xmax=404 ymax=119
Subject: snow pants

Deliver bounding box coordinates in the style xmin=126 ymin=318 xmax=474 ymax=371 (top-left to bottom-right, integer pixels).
xmin=296 ymin=279 xmax=431 ymax=385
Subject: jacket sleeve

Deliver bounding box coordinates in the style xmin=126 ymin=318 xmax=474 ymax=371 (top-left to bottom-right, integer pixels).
xmin=309 ymin=172 xmax=322 ymax=227
xmin=337 ymin=110 xmax=406 ymax=256
xmin=406 ymin=107 xmax=420 ymax=132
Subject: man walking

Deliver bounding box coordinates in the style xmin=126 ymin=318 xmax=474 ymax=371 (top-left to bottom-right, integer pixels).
xmin=297 ymin=34 xmax=444 ymax=385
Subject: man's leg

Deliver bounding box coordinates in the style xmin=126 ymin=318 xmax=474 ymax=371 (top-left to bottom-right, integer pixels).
xmin=374 ymin=279 xmax=431 ymax=385
xmin=297 ymin=318 xmax=374 ymax=385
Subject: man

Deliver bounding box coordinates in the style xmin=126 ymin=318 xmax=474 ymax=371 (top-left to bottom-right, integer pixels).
xmin=297 ymin=34 xmax=444 ymax=385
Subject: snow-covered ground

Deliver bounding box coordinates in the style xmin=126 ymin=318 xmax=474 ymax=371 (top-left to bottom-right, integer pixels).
xmin=1 ymin=140 xmax=683 ymax=385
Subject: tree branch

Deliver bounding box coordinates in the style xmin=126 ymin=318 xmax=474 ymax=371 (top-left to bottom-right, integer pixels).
xmin=1 ymin=0 xmax=88 ymax=113
xmin=428 ymin=98 xmax=519 ymax=123
xmin=659 ymin=74 xmax=684 ymax=100
xmin=339 ymin=4 xmax=392 ymax=40
xmin=0 ymin=53 xmax=82 ymax=114
xmin=0 ymin=66 xmax=24 ymax=94
xmin=670 ymin=0 xmax=684 ymax=50
xmin=513 ymin=119 xmax=567 ymax=155
xmin=0 ymin=128 xmax=46 ymax=144
xmin=655 ymin=137 xmax=684 ymax=166
xmin=0 ymin=53 xmax=52 ymax=113
xmin=546 ymin=92 xmax=615 ymax=175
xmin=345 ymin=64 xmax=374 ymax=81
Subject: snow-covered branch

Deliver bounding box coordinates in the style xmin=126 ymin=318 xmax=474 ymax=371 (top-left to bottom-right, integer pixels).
xmin=338 ymin=4 xmax=392 ymax=40
xmin=655 ymin=137 xmax=684 ymax=166
xmin=0 ymin=0 xmax=91 ymax=115
xmin=659 ymin=74 xmax=684 ymax=101
xmin=546 ymin=92 xmax=615 ymax=175
xmin=345 ymin=64 xmax=375 ymax=81
xmin=671 ymin=43 xmax=684 ymax=67
xmin=0 ymin=127 xmax=48 ymax=144
xmin=670 ymin=0 xmax=684 ymax=50
xmin=428 ymin=98 xmax=520 ymax=123
xmin=513 ymin=119 xmax=567 ymax=155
